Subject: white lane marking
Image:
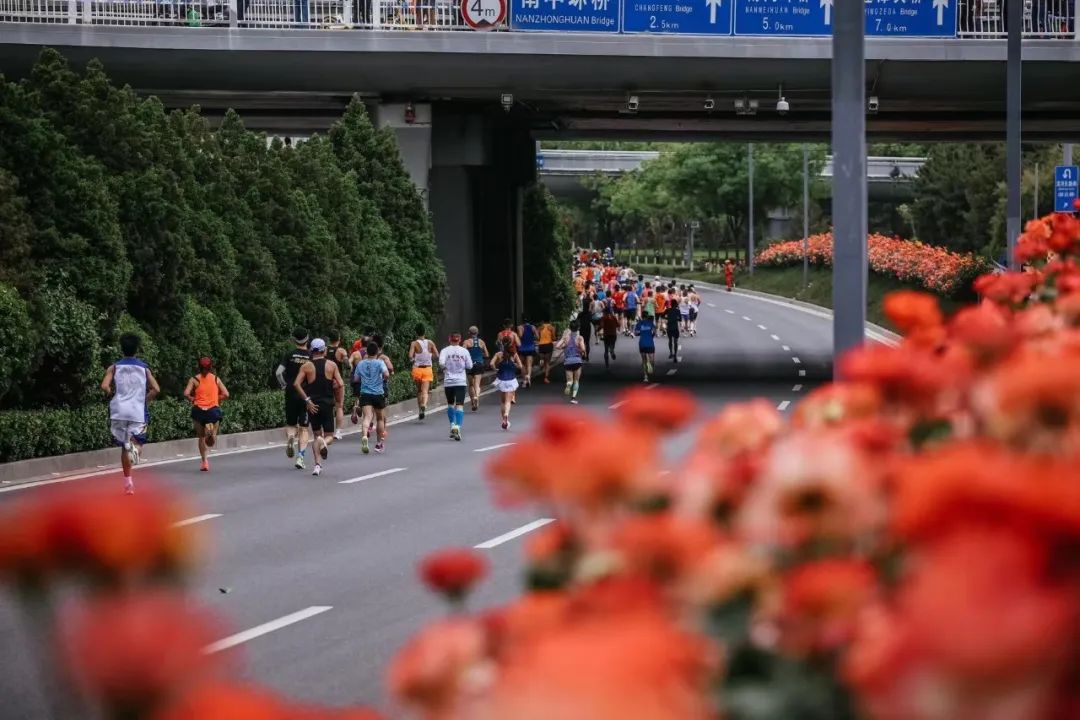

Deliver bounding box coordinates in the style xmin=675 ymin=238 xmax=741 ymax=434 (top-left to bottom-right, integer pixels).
xmin=798 ymin=369 xmax=807 ymax=377
xmin=173 ymin=513 xmax=222 ymax=528
xmin=777 ymin=400 xmax=791 ymax=411
xmin=646 ymin=383 xmax=659 ymax=390
xmin=475 ymin=518 xmax=555 ymax=549
xmin=666 ymin=368 xmax=677 ymax=376
xmin=782 ymin=345 xmax=791 ymax=352
xmin=609 ymin=400 xmax=628 ymax=410
xmin=725 ymin=309 xmax=735 ymax=314
xmin=792 ymin=357 xmax=802 ymax=364
xmin=339 ymin=467 xmax=406 ymax=485
xmin=474 ymin=443 xmax=515 ymax=453
xmin=793 ymin=384 xmax=803 ymax=392
xmin=742 ymin=315 xmax=752 ymax=321
xmin=707 ymin=302 xmax=717 ymax=308
xmin=770 ymin=334 xmax=780 ymax=341
xmin=205 ymin=606 xmax=333 ymax=654
xmin=757 ymin=324 xmax=767 ymax=330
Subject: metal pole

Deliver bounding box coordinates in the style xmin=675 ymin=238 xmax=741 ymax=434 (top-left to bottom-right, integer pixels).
xmin=748 ymin=143 xmax=755 ymax=275
xmin=1066 ymin=143 xmax=1074 ymax=166
xmin=802 ymin=143 xmax=810 ymax=288
xmin=1006 ymin=0 xmax=1022 ymax=269
xmin=831 ymin=0 xmax=868 ymax=359
xmin=1034 ymin=162 xmax=1039 ymax=219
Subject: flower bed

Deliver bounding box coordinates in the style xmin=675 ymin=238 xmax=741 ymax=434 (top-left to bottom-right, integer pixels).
xmin=756 ymin=232 xmax=992 ymax=297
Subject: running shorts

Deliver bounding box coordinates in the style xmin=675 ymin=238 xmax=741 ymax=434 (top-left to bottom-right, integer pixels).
xmin=191 ymin=406 xmax=222 ymax=425
xmin=495 ymin=378 xmax=519 ymax=394
xmin=624 ymin=309 xmax=637 ymax=320
xmin=467 ymin=364 xmax=486 ymax=376
xmin=411 ymin=366 xmax=434 ymax=383
xmin=284 ymin=392 xmax=310 ymax=428
xmin=689 ymin=309 xmax=698 ymax=320
xmin=519 ymin=349 xmax=536 ymax=358
xmin=538 ymin=343 xmax=554 ymax=355
xmin=639 ymin=345 xmax=655 ymax=354
xmin=309 ymin=397 xmax=335 ymax=433
xmin=604 ymin=336 xmax=617 ymax=347
xmin=444 ymin=385 xmax=467 ymax=405
xmin=360 ymin=393 xmax=386 ymax=410
xmin=667 ymin=324 xmax=681 ymax=338
xmin=110 ymin=419 xmax=148 ymax=447
xmin=564 ymin=362 xmax=583 ymax=372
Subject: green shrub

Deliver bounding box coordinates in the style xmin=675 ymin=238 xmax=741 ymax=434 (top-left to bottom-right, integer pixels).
xmin=31 ymin=286 xmax=102 ymax=408
xmin=214 ymin=306 xmax=266 ymax=395
xmin=0 ymin=283 xmax=33 ymax=403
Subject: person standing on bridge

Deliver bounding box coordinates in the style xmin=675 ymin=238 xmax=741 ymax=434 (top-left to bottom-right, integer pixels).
xmin=183 ymin=357 xmax=229 ymax=473
xmin=294 ymin=339 xmax=343 ymax=477
xmin=101 ymin=332 xmax=160 ymax=495
xmin=556 ymin=319 xmax=586 ymax=404
xmin=276 ymin=327 xmax=312 ymax=470
xmin=439 ymin=332 xmax=473 ymax=442
xmin=724 ymin=259 xmax=735 ymax=292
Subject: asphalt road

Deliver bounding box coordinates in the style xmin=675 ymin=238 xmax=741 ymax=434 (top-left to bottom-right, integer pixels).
xmin=0 ymin=285 xmax=832 ymax=718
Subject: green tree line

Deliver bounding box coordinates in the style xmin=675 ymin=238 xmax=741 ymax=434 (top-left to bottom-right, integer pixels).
xmin=0 ymin=49 xmax=446 ymax=413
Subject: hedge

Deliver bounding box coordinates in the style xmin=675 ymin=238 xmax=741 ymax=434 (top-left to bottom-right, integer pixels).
xmin=0 ymin=375 xmax=419 ymax=463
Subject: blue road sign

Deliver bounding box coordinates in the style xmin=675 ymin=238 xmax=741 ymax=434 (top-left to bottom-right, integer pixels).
xmin=624 ymin=0 xmax=733 ymax=35
xmin=733 ymin=0 xmax=956 ymax=37
xmin=1056 ymin=165 xmax=1079 ymax=213
xmin=536 ymin=153 xmax=545 ymax=169
xmin=509 ymin=0 xmax=619 ymax=32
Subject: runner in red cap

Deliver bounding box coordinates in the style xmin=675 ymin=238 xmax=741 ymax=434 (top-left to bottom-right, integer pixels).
xmin=184 ymin=356 xmax=229 ymax=472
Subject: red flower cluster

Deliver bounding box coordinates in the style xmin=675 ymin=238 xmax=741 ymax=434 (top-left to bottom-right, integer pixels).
xmin=419 ymin=548 xmax=489 ymax=603
xmin=755 ymin=232 xmax=991 ymax=296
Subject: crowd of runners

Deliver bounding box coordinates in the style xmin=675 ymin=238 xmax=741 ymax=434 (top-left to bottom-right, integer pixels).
xmin=98 ymin=246 xmax=710 ymax=491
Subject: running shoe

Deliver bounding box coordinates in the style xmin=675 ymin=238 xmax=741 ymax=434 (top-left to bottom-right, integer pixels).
xmin=419 ymin=406 xmax=426 ymax=421
xmin=318 ymin=437 xmax=328 ymax=460
xmin=124 ymin=478 xmax=134 ymax=495
xmin=611 ymin=351 xmax=616 ymax=360
xmin=646 ymin=361 xmax=654 ymax=375
xmin=564 ymin=384 xmax=572 ymax=397
xmin=126 ymin=442 xmax=141 ymax=467
xmin=200 ymin=459 xmax=209 ymax=472
xmin=471 ymin=398 xmax=478 ymax=412
xmin=361 ymin=435 xmax=370 ymax=455
xmin=286 ymin=436 xmax=296 ymax=458
xmin=312 ymin=464 xmax=321 ymax=477
xmin=451 ymin=425 xmax=461 ymax=441
xmin=543 ymin=377 xmax=550 ymax=384
xmin=505 ymin=420 xmax=511 ymax=431
xmin=501 ymin=418 xmax=508 ymax=430
xmin=374 ymin=442 xmax=384 ymax=454
xmin=350 ymin=407 xmax=359 ymax=425
xmin=334 ymin=429 xmax=343 ymax=441
xmin=570 ymin=399 xmax=579 ymax=405
xmin=295 ymin=455 xmax=305 ymax=470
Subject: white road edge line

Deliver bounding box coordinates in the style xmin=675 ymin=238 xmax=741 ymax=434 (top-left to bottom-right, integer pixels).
xmin=339 ymin=467 xmax=407 ymax=485
xmin=770 ymin=334 xmax=781 ymax=341
xmin=777 ymin=400 xmax=791 ymax=411
xmin=608 ymin=400 xmax=627 ymax=410
xmin=475 ymin=518 xmax=555 ymax=549
xmin=724 ymin=309 xmax=735 ymax=314
xmin=646 ymin=383 xmax=660 ymax=390
xmin=793 ymin=384 xmax=803 ymax=392
xmin=173 ymin=513 xmax=222 ymax=528
xmin=205 ymin=606 xmax=333 ymax=654
xmin=741 ymin=315 xmax=752 ymax=321
xmin=474 ymin=443 xmax=515 ymax=453
xmin=666 ymin=368 xmax=677 ymax=376
xmin=757 ymin=324 xmax=767 ymax=330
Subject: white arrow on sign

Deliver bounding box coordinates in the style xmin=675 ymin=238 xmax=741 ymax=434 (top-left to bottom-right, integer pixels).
xmin=705 ymin=0 xmax=723 ymax=24
xmin=932 ymin=0 xmax=948 ymax=26
xmin=821 ymin=0 xmax=832 ymax=26
xmin=1065 ymin=168 xmax=1074 ymax=180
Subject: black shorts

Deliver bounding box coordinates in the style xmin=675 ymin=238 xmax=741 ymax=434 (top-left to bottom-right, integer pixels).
xmin=360 ymin=393 xmax=386 ymax=409
xmin=444 ymin=385 xmax=467 ymax=405
xmin=538 ymin=343 xmax=554 ymax=355
xmin=689 ymin=309 xmax=698 ymax=320
xmin=564 ymin=362 xmax=583 ymax=372
xmin=603 ymin=336 xmax=617 ymax=347
xmin=519 ymin=349 xmax=536 ymax=358
xmin=309 ymin=397 xmax=335 ymax=433
xmin=467 ymin=365 xmax=486 ymax=376
xmin=191 ymin=406 xmax=222 ymax=425
xmin=285 ymin=392 xmax=310 ymax=428
xmin=667 ymin=326 xmax=681 ymax=339
xmin=625 ymin=309 xmax=637 ymax=320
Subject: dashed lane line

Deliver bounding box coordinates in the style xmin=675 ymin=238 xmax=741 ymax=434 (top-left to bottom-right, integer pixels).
xmin=792 ymin=357 xmax=802 ymax=364
xmin=339 ymin=467 xmax=407 ymax=485
xmin=475 ymin=518 xmax=555 ymax=549
xmin=205 ymin=606 xmax=333 ymax=654
xmin=770 ymin=334 xmax=780 ymax=341
xmin=173 ymin=513 xmax=222 ymax=528
xmin=742 ymin=316 xmax=752 ymax=322
xmin=757 ymin=324 xmax=768 ymax=330
xmin=707 ymin=302 xmax=717 ymax=308
xmin=777 ymin=400 xmax=791 ymax=411
xmin=725 ymin=309 xmax=735 ymax=314
xmin=666 ymin=368 xmax=677 ymax=376
xmin=793 ymin=384 xmax=803 ymax=392
xmin=474 ymin=443 xmax=515 ymax=453
xmin=782 ymin=345 xmax=791 ymax=352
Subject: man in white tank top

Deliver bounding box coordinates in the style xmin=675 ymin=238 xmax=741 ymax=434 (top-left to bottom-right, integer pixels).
xmin=100 ymin=332 xmax=160 ymax=494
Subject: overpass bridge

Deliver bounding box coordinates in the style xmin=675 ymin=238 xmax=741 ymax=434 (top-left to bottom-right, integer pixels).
xmin=537 ymin=148 xmax=924 ymax=200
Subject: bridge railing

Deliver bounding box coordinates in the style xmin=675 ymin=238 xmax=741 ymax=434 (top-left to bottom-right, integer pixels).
xmin=0 ymin=0 xmax=1075 ymax=36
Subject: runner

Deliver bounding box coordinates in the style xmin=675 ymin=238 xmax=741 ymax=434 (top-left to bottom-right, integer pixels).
xmin=590 ymin=293 xmax=605 ymax=346
xmin=665 ymin=290 xmax=682 ymax=362
xmin=293 ymin=338 xmax=343 ymax=477
xmin=724 ymin=259 xmax=735 ymax=292
xmin=275 ymin=327 xmax=311 ymax=470
xmin=556 ymin=319 xmax=586 ymax=404
xmin=352 ymin=342 xmax=390 ymax=454
xmin=601 ymin=304 xmax=619 ymax=369
xmin=408 ymin=325 xmax=438 ymax=421
xmin=369 ymin=333 xmax=395 ymax=434
xmin=183 ymin=357 xmax=229 ymax=472
xmin=490 ymin=337 xmax=523 ymax=430
xmin=624 ymin=283 xmax=639 ymax=336
xmin=464 ymin=326 xmax=489 ymax=411
xmin=688 ymin=285 xmax=701 ymax=336
xmin=101 ymin=332 xmax=160 ymax=494
xmin=636 ymin=313 xmax=657 ymax=382
xmin=329 ymin=330 xmax=351 ymax=440
xmin=679 ymin=288 xmax=692 ymax=336
xmin=654 ymin=287 xmax=669 ymax=338
xmin=438 ymin=332 xmax=473 ymax=441
xmin=537 ymin=318 xmax=557 ymax=384
xmin=576 ymin=292 xmax=593 ymax=361
xmin=517 ymin=317 xmax=538 ymax=389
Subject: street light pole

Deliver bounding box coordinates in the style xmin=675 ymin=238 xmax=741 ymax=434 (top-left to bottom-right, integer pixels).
xmin=748 ymin=143 xmax=755 ymax=274
xmin=1005 ymin=0 xmax=1022 ymax=269
xmin=1066 ymin=144 xmax=1074 ymax=166
xmin=802 ymin=143 xmax=810 ymax=289
xmin=1034 ymin=163 xmax=1039 ymax=219
xmin=831 ymin=0 xmax=868 ymax=359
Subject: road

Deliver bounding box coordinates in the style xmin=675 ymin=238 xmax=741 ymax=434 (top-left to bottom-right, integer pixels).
xmin=0 ymin=285 xmax=832 ymax=718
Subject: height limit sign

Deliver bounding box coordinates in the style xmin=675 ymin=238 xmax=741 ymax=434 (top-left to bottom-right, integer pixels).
xmin=1056 ymin=166 xmax=1079 ymax=213
xmin=462 ymin=0 xmax=506 ymax=29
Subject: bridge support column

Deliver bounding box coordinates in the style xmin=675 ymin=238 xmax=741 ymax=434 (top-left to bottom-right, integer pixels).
xmin=375 ymin=102 xmax=432 ymax=209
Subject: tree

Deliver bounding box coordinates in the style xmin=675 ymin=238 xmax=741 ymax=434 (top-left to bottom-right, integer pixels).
xmin=523 ymin=184 xmax=575 ymax=324
xmin=911 ymin=143 xmax=1004 ymax=256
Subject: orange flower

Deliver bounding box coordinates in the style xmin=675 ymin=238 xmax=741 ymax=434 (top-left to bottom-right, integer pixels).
xmin=419 ymin=548 xmax=489 ymax=603
xmin=778 ymin=558 xmax=877 ymax=657
xmin=883 ymin=291 xmax=943 ymax=339
xmin=609 ymin=515 xmax=723 ymax=585
xmin=153 ymin=683 xmax=291 ymax=720
xmin=524 ymin=520 xmax=575 ymax=565
xmin=612 ymin=386 xmax=697 ymax=433
xmin=695 ymin=399 xmax=783 ymax=457
xmin=59 ymin=591 xmax=228 ymax=716
xmin=838 ymin=344 xmax=959 ymax=412
xmin=791 ymin=382 xmax=882 ymax=429
xmin=947 ymin=301 xmax=1019 ymax=367
xmin=484 ymin=591 xmax=571 ymax=657
xmin=387 ymin=617 xmax=491 ymax=716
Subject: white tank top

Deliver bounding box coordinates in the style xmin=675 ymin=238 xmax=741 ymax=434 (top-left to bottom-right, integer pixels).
xmin=109 ymin=358 xmax=148 ymax=422
xmin=413 ymin=339 xmax=433 ymax=367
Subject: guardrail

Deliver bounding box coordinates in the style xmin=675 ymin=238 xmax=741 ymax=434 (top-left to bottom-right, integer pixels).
xmin=0 ymin=0 xmax=1074 ymax=36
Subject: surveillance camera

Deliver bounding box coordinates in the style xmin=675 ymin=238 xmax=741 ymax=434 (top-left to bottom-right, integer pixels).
xmin=704 ymin=97 xmax=715 ymax=112
xmin=733 ymin=98 xmax=745 ymax=113
xmin=776 ymin=97 xmax=790 ymax=115
xmin=500 ymin=93 xmax=513 ymax=112
xmin=627 ymin=95 xmax=639 ymax=113
xmin=868 ymin=95 xmax=879 ymax=113
xmin=748 ymin=99 xmax=759 ymax=115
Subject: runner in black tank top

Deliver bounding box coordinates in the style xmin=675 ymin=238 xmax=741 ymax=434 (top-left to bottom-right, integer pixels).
xmin=293 ymin=339 xmax=342 ymax=477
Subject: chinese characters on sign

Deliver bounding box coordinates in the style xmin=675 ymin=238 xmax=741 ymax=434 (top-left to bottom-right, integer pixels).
xmin=1056 ymin=166 xmax=1079 ymax=213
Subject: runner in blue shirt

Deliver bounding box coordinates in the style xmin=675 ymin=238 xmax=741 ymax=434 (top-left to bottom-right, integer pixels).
xmin=635 ymin=314 xmax=656 ymax=383
xmin=624 ymin=285 xmax=639 ymax=337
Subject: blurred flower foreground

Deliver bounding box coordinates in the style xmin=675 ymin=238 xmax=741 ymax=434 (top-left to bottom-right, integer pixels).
xmin=6 ymin=210 xmax=1080 ymax=719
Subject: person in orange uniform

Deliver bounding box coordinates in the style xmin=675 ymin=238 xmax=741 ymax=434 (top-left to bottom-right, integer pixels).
xmin=654 ymin=287 xmax=669 ymax=337
xmin=536 ymin=318 xmax=557 ymax=384
xmin=724 ymin=259 xmax=735 ymax=291
xmin=184 ymin=357 xmax=229 ymax=472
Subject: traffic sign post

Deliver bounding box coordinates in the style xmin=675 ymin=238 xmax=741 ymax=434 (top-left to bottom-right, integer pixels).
xmin=509 ymin=0 xmax=619 ymax=32
xmin=536 ymin=153 xmax=545 ymax=170
xmin=623 ymin=0 xmax=732 ymax=35
xmin=1055 ymin=166 xmax=1079 ymax=213
xmin=461 ymin=0 xmax=506 ymax=28
xmin=733 ymin=0 xmax=955 ymax=37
